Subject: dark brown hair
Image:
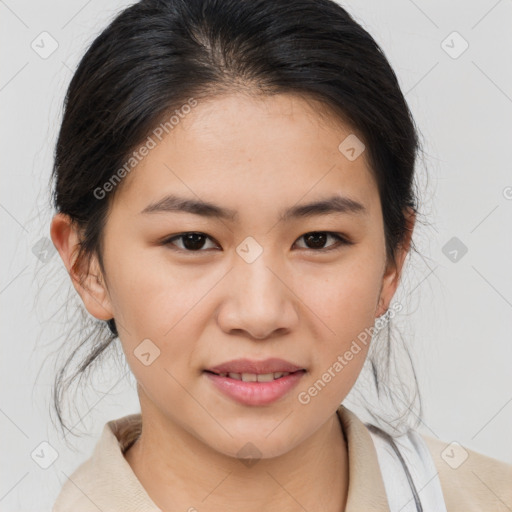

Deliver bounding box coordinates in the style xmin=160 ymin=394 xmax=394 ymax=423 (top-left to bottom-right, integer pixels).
xmin=50 ymin=0 xmax=428 ymax=437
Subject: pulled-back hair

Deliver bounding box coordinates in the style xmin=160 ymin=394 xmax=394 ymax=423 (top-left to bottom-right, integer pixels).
xmin=50 ymin=0 xmax=428 ymax=437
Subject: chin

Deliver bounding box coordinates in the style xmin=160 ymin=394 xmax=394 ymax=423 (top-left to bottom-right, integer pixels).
xmin=201 ymin=427 xmax=304 ymax=463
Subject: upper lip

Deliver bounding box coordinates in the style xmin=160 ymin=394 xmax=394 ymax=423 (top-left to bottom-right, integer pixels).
xmin=206 ymin=358 xmax=305 ymax=375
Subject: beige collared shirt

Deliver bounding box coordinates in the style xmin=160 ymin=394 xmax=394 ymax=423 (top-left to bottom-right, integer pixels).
xmin=52 ymin=405 xmax=512 ymax=511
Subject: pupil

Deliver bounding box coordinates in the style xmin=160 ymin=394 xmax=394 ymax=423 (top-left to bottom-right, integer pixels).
xmin=305 ymin=232 xmax=326 ymax=249
xmin=183 ymin=233 xmax=205 ymax=251
xmin=181 ymin=233 xmax=329 ymax=251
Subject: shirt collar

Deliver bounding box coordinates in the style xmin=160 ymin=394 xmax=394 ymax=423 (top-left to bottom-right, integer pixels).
xmin=54 ymin=404 xmax=389 ymax=512
xmin=337 ymin=405 xmax=390 ymax=511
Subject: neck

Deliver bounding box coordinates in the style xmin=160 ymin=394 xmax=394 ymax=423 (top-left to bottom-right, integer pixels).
xmin=124 ymin=399 xmax=349 ymax=512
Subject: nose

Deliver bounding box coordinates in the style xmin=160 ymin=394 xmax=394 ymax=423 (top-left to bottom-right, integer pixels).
xmin=215 ymin=255 xmax=299 ymax=340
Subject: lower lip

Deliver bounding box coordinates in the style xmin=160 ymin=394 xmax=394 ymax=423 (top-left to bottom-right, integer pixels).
xmin=204 ymin=370 xmax=306 ymax=406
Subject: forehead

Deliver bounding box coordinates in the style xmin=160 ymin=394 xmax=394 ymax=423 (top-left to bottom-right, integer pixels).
xmin=112 ymin=92 xmax=379 ymax=218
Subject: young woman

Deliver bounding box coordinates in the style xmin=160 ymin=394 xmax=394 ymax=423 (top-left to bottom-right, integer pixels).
xmin=49 ymin=0 xmax=512 ymax=511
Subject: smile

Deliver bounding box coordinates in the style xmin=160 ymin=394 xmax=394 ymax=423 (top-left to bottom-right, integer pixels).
xmin=207 ymin=371 xmax=294 ymax=382
xmin=203 ymin=369 xmax=306 ymax=406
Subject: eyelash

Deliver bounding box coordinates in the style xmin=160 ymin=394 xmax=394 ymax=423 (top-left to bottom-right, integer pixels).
xmin=161 ymin=231 xmax=353 ymax=254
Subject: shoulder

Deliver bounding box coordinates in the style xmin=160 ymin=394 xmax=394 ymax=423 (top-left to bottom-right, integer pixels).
xmin=52 ymin=414 xmax=159 ymax=512
xmin=422 ymin=434 xmax=512 ymax=511
xmin=52 ymin=456 xmax=101 ymax=512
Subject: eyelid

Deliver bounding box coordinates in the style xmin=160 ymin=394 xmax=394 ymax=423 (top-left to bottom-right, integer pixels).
xmin=162 ymin=232 xmax=220 ymax=252
xmin=161 ymin=231 xmax=353 ymax=254
xmin=294 ymin=232 xmax=353 ymax=252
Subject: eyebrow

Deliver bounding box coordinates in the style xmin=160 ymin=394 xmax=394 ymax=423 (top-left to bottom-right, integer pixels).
xmin=140 ymin=193 xmax=367 ymax=222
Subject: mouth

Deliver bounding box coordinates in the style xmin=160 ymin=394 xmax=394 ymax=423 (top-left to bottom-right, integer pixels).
xmin=205 ymin=357 xmax=306 ymax=376
xmin=203 ymin=369 xmax=306 ymax=382
xmin=203 ymin=364 xmax=307 ymax=406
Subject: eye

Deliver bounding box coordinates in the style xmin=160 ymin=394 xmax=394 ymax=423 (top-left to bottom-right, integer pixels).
xmin=162 ymin=232 xmax=219 ymax=252
xmin=161 ymin=231 xmax=352 ymax=253
xmin=294 ymin=231 xmax=352 ymax=252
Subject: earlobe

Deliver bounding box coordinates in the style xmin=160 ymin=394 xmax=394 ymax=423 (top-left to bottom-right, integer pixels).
xmin=79 ymin=259 xmax=115 ymax=321
xmin=375 ymin=266 xmax=398 ymax=318
xmin=375 ymin=207 xmax=416 ymax=318
xmin=50 ymin=213 xmax=114 ymax=321
xmin=375 ymin=255 xmax=403 ymax=319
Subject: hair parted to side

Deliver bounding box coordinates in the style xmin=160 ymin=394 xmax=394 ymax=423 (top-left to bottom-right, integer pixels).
xmin=49 ymin=0 xmax=430 ymax=438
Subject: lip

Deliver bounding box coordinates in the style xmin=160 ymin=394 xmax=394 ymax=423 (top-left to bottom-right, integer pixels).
xmin=204 ymin=358 xmax=307 ymax=406
xmin=206 ymin=358 xmax=305 ymax=375
xmin=204 ymin=369 xmax=306 ymax=406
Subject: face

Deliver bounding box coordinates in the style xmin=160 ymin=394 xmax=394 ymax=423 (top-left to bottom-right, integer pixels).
xmin=52 ymin=92 xmax=412 ymax=459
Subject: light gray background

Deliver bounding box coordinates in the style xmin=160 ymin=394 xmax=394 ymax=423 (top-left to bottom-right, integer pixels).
xmin=1 ymin=0 xmax=511 ymax=510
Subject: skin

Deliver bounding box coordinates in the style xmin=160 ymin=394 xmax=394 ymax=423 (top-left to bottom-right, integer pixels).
xmin=51 ymin=92 xmax=415 ymax=512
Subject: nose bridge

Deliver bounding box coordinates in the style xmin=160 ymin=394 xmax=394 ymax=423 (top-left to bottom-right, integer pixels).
xmin=236 ymin=237 xmax=282 ymax=303
xmin=217 ymin=240 xmax=298 ymax=338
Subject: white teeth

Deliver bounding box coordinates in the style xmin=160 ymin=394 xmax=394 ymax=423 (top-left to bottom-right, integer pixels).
xmin=256 ymin=373 xmax=275 ymax=382
xmin=221 ymin=372 xmax=291 ymax=381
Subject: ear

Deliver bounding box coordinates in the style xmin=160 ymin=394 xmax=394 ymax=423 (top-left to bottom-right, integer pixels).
xmin=375 ymin=207 xmax=416 ymax=318
xmin=50 ymin=212 xmax=114 ymax=321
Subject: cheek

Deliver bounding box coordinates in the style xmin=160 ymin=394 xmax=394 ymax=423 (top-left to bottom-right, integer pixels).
xmin=104 ymin=242 xmax=186 ymax=328
xmin=297 ymin=255 xmax=382 ymax=385
xmin=105 ymin=250 xmax=212 ymax=371
xmin=299 ymin=258 xmax=382 ymax=330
